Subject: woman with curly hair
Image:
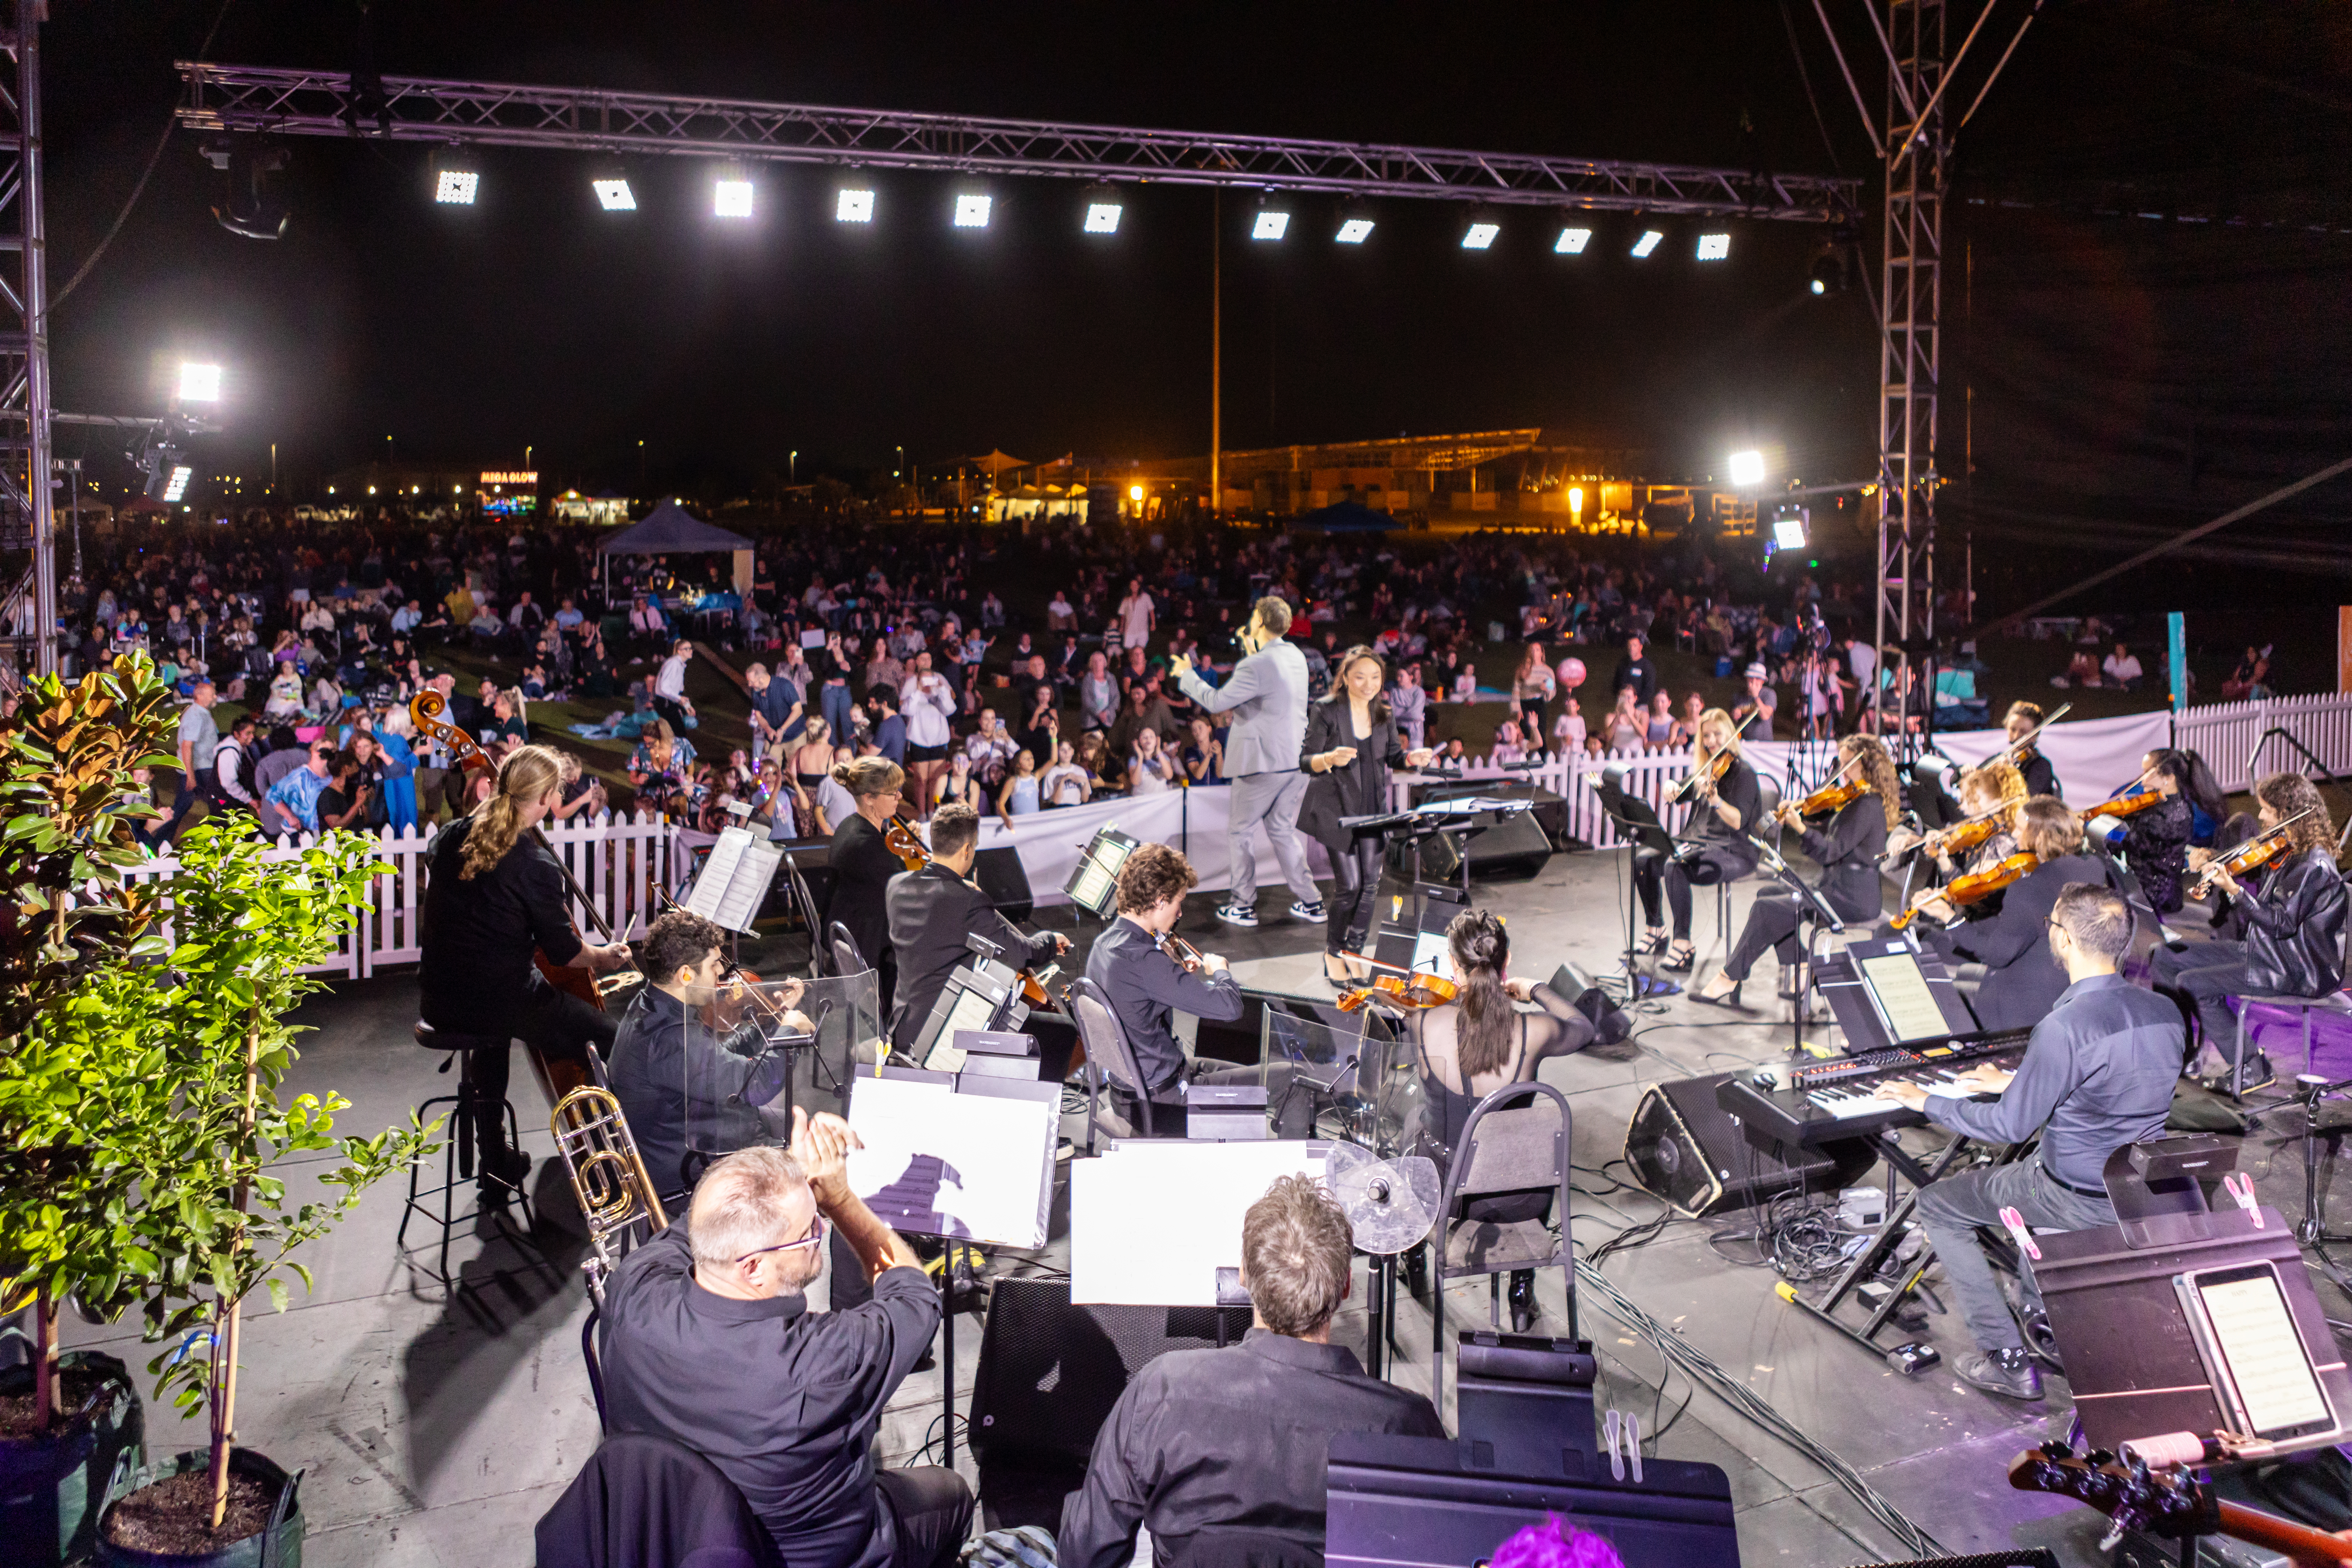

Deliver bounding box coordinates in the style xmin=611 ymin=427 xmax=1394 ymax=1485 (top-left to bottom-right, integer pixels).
xmin=1694 ymin=733 xmax=1900 ymax=1007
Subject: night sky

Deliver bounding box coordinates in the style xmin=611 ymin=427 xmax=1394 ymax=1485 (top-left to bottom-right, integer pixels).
xmin=33 ymin=2 xmax=2352 ymax=530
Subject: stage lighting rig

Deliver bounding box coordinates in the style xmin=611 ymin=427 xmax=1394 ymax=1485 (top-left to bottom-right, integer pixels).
xmin=1461 ymin=220 xmax=1500 ymax=250
xmin=1251 ymin=198 xmax=1289 ymax=241
xmin=178 ymin=362 xmax=222 ymax=402
xmin=1083 ymin=201 xmax=1121 ymax=233
xmin=836 ymin=187 xmax=875 ymax=222
xmin=1335 ymin=216 xmax=1374 ymax=244
xmin=1727 ymin=449 xmax=1766 ymax=487
xmin=593 ymin=177 xmax=636 ymax=211
xmin=201 ymin=137 xmax=289 ymax=241
xmin=1630 ymin=229 xmax=1664 ymax=259
xmin=953 ymin=192 xmax=992 ymax=228
xmin=713 ymin=175 xmax=754 ymax=218
xmin=1554 ymin=225 xmax=1592 ymax=254
xmin=1695 ymin=232 xmax=1729 ymax=261
xmin=1771 ymin=506 xmax=1809 ymax=552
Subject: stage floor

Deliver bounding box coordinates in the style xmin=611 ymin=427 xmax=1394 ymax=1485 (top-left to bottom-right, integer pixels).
xmin=52 ymin=846 xmax=2352 ymax=1566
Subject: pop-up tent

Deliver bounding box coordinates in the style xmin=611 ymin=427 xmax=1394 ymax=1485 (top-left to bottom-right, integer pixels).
xmin=597 ymin=499 xmax=756 ymax=594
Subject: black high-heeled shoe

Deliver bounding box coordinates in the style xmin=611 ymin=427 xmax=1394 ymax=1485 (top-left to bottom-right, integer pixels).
xmin=1642 ymin=927 xmax=1671 ymax=954
xmin=1660 ymin=941 xmax=1697 ymax=972
xmin=1689 ymin=977 xmax=1745 ymax=1008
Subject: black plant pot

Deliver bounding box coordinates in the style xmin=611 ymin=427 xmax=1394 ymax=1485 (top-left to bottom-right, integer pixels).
xmin=93 ymin=1449 xmax=303 ymax=1568
xmin=0 ymin=1348 xmax=146 ymax=1568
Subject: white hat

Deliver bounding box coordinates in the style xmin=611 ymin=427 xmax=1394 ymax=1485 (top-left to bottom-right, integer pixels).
xmin=1744 ymin=663 xmax=1769 ymax=680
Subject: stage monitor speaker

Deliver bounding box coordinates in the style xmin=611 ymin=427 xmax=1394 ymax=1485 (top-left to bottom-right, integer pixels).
xmin=1622 ymin=1072 xmax=1873 ymax=1218
xmin=1415 ymin=811 xmax=1555 ymax=884
xmin=968 ymin=1278 xmax=1252 ymax=1466
xmin=1548 ymin=962 xmax=1632 ymax=1046
xmin=972 ymin=845 xmax=1034 ymax=923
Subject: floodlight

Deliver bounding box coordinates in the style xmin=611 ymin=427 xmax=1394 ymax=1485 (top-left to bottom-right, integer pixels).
xmin=1462 ymin=222 xmax=1500 ymax=250
xmin=434 ymin=169 xmax=479 ymax=206
xmin=1084 ymin=202 xmax=1122 ymax=233
xmin=1252 ymin=210 xmax=1289 ymax=241
xmin=177 ymin=363 xmax=222 ymax=402
xmin=714 ymin=179 xmax=755 ymax=218
xmin=1555 ymin=226 xmax=1592 ymax=254
xmin=593 ymin=178 xmax=636 ymax=211
xmin=1727 ymin=449 xmax=1766 ymax=487
xmin=954 ymin=194 xmax=992 ymax=228
xmin=1773 ymin=513 xmax=1809 ymax=551
xmin=1336 ymin=218 xmax=1375 ymax=244
xmin=1630 ymin=230 xmax=1664 ymax=258
xmin=160 ymin=464 xmax=192 ymax=504
xmin=1568 ymin=486 xmax=1584 ymax=513
xmin=837 ymin=188 xmax=875 ymax=223
xmin=1129 ymin=485 xmax=1144 ymax=502
xmin=1696 ymin=232 xmax=1730 ymax=261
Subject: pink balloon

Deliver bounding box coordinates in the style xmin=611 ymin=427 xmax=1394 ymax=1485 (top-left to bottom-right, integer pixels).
xmin=1556 ymin=657 xmax=1587 ymax=689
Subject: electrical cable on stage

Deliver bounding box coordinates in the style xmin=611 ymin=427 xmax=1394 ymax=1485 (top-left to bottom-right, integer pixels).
xmin=1573 ymin=1258 xmax=1945 ymax=1561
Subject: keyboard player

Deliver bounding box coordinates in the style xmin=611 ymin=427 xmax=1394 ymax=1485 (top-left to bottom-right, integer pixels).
xmin=1871 ymin=884 xmax=2182 ymax=1403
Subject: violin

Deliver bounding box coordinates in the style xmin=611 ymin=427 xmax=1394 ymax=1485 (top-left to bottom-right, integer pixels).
xmin=1670 ymin=709 xmax=1758 ymax=804
xmin=1921 ymin=813 xmax=2001 ymax=860
xmin=2190 ymin=807 xmax=2316 ymax=899
xmin=1336 ymin=954 xmax=1463 ymax=1012
xmin=1996 ymin=702 xmax=2071 ymax=767
xmin=2081 ymin=789 xmax=2164 ymax=824
xmin=1888 ymin=851 xmax=2038 ymax=931
xmin=1161 ymin=933 xmax=1205 ymax=973
xmin=882 ymin=814 xmax=931 ymax=872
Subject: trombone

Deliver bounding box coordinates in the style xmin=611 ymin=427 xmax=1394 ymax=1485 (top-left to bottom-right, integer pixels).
xmin=551 ymin=1085 xmax=670 ymax=1302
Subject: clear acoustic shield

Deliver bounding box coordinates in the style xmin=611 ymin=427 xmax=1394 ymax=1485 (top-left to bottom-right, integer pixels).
xmin=682 ymin=971 xmax=881 ymax=1171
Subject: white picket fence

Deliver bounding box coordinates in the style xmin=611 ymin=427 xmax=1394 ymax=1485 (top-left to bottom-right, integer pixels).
xmin=124 ymin=811 xmax=676 ymax=979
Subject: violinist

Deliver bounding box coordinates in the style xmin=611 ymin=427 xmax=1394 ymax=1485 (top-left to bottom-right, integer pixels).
xmin=1403 ymin=911 xmax=1594 ymax=1332
xmin=2085 ymin=749 xmax=2202 ymax=916
xmin=1641 ymin=707 xmax=1762 ymax=973
xmin=1297 ymin=646 xmax=1436 ymax=988
xmin=2152 ymin=773 xmax=2346 ymax=1091
xmin=1910 ymin=798 xmax=2109 ymax=1033
xmin=884 ymin=802 xmax=1069 ymax=1055
xmin=1999 ymin=702 xmax=2064 ymax=801
xmin=1085 ymin=842 xmax=1242 ymax=1136
xmin=419 ymin=746 xmax=634 ymax=1204
xmin=825 ymin=757 xmax=908 ymax=1008
xmin=1693 ymin=734 xmax=1899 ymax=1008
xmin=1878 ymin=761 xmax=2026 ymax=933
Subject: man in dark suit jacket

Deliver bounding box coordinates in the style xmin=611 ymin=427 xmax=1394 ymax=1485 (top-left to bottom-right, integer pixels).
xmin=884 ymin=802 xmax=1067 ymax=1055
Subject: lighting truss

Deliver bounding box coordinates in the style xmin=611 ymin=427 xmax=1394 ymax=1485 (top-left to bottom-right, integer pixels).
xmin=175 ymin=62 xmax=1861 ymax=223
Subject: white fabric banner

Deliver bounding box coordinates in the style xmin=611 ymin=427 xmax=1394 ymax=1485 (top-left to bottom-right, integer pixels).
xmin=1746 ymin=710 xmax=2172 ymax=806
xmin=976 ymin=783 xmax=1329 ymax=908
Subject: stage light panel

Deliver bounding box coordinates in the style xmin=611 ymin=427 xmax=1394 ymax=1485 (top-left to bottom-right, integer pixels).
xmin=1630 ymin=230 xmax=1664 ymax=258
xmin=177 ymin=363 xmax=222 ymax=402
xmin=837 ymin=188 xmax=874 ymax=223
xmin=954 ymin=194 xmax=993 ymax=228
xmin=1728 ymin=449 xmax=1766 ymax=486
xmin=1335 ymin=218 xmax=1375 ymax=244
xmin=593 ymin=178 xmax=636 ymax=211
xmin=1773 ymin=514 xmax=1809 ymax=550
xmin=1810 ymin=276 xmax=1829 ymax=296
xmin=1555 ymin=227 xmax=1592 ymax=254
xmin=1696 ymin=232 xmax=1730 ymax=261
xmin=1084 ymin=202 xmax=1122 ymax=233
xmin=713 ymin=179 xmax=754 ymax=218
xmin=161 ymin=465 xmax=192 ymax=504
xmin=434 ymin=169 xmax=479 ymax=206
xmin=1462 ymin=222 xmax=1500 ymax=250
xmin=1252 ymin=210 xmax=1289 ymax=241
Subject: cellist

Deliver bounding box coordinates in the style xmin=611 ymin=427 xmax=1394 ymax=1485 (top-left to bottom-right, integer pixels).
xmin=419 ymin=744 xmax=634 ymax=1206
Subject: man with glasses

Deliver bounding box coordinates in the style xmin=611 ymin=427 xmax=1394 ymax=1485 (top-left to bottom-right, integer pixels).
xmin=599 ymin=1118 xmax=972 ymax=1568
xmin=1872 ymin=884 xmax=2182 ymax=1402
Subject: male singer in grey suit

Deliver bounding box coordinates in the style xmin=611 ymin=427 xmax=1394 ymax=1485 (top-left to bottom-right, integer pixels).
xmin=1173 ymin=595 xmax=1322 ymax=927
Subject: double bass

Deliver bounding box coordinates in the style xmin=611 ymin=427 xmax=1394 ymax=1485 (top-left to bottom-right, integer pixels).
xmin=408 ymin=691 xmax=642 ymax=1105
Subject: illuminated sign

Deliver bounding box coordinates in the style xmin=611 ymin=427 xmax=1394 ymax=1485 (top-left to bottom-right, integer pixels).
xmin=480 ymin=471 xmax=539 ymax=485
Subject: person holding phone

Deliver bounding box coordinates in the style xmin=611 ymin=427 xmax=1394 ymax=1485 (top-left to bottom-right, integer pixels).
xmin=1872 ymin=884 xmax=2182 ymax=1401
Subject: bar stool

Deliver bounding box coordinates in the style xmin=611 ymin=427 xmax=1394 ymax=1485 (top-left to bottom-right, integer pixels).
xmin=399 ymin=1020 xmax=537 ymax=1287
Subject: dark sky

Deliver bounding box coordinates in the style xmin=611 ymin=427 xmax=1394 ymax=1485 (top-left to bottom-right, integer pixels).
xmin=34 ymin=2 xmax=2352 ymax=513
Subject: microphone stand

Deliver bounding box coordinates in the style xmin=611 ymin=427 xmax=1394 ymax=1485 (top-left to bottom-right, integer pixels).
xmin=1748 ymin=832 xmax=1844 ymax=1059
xmin=1591 ymin=775 xmax=1680 ymax=1000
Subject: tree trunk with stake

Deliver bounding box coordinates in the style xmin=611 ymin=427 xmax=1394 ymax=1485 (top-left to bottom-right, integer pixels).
xmin=208 ymin=1013 xmax=259 ymax=1532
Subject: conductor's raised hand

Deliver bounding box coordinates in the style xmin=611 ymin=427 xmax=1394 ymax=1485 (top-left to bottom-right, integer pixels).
xmin=1169 ymin=654 xmax=1194 ymax=683
xmin=788 ymin=1107 xmax=862 ymax=1208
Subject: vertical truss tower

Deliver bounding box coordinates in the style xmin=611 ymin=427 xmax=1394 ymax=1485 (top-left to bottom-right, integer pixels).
xmin=0 ymin=0 xmax=52 ymax=676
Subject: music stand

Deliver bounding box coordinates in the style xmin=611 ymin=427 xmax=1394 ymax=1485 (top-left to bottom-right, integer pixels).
xmin=1746 ymin=833 xmax=1845 ymax=1057
xmin=1589 ymin=775 xmax=1680 ymax=1001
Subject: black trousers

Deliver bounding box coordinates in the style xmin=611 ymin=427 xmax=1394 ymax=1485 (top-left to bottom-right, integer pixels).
xmin=1724 ymin=885 xmax=1814 ymax=982
xmin=875 ymin=1466 xmax=976 ymax=1568
xmin=464 ymin=974 xmax=620 ymax=1170
xmin=2149 ymin=940 xmax=2257 ymax=1065
xmin=1634 ymin=843 xmax=1750 ymax=938
xmin=1325 ymin=838 xmax=1384 ymax=957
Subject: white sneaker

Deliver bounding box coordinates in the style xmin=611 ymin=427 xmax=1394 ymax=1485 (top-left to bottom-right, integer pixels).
xmin=1215 ymin=903 xmax=1259 ymax=927
xmin=1289 ymin=899 xmax=1327 ymax=922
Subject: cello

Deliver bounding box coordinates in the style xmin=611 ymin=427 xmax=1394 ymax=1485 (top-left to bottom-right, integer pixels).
xmin=408 ymin=691 xmax=642 ymax=1105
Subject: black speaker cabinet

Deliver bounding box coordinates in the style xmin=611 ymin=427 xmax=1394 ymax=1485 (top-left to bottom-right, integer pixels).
xmin=972 ymin=845 xmax=1034 ymax=923
xmin=1412 ymin=811 xmax=1555 ymax=884
xmin=1623 ymin=1072 xmax=1873 ymax=1218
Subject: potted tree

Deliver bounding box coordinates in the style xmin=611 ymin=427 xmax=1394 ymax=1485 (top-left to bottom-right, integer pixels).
xmin=76 ymin=819 xmax=436 ymax=1566
xmin=0 ymin=657 xmax=178 ymax=1566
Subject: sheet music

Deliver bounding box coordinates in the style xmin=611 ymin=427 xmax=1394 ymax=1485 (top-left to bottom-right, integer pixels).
xmin=685 ymin=827 xmax=783 ymax=933
xmin=845 ymin=1075 xmax=1056 ymax=1249
xmin=2199 ymin=1272 xmax=2332 ymax=1435
xmin=1070 ymin=1141 xmax=1326 ymax=1305
xmin=1858 ymin=952 xmax=1949 ymax=1044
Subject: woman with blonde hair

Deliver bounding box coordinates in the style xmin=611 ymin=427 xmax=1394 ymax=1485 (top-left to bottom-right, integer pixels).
xmin=1644 ymin=707 xmax=1762 ymax=971
xmin=1512 ymin=642 xmax=1556 ymax=739
xmin=1695 ymin=733 xmax=1900 ymax=1007
xmin=418 ymin=744 xmax=634 ymax=1202
xmin=828 ymin=755 xmax=909 ymax=1005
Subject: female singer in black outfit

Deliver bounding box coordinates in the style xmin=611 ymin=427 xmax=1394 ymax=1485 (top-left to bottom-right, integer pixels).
xmin=1642 ymin=708 xmax=1762 ymax=972
xmin=1298 ymin=646 xmax=1435 ymax=987
xmin=1695 ymin=734 xmax=1900 ymax=1006
xmin=824 ymin=756 xmax=908 ymax=1010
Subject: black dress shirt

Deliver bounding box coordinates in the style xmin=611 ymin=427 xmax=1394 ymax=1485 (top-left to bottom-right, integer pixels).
xmin=1929 ymin=853 xmax=2111 ymax=1033
xmin=884 ymin=861 xmax=1060 ymax=1048
xmin=1924 ymin=971 xmax=2183 ymax=1190
xmin=1057 ymin=1329 xmax=1445 ymax=1568
xmin=419 ymin=815 xmax=583 ymax=1036
xmin=598 ymin=1224 xmax=938 ymax=1568
xmin=827 ymin=814 xmax=902 ymax=976
xmin=1083 ymin=917 xmax=1243 ymax=1099
xmin=1794 ymin=797 xmax=1890 ymax=922
xmin=606 ymin=987 xmax=771 ymax=1204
